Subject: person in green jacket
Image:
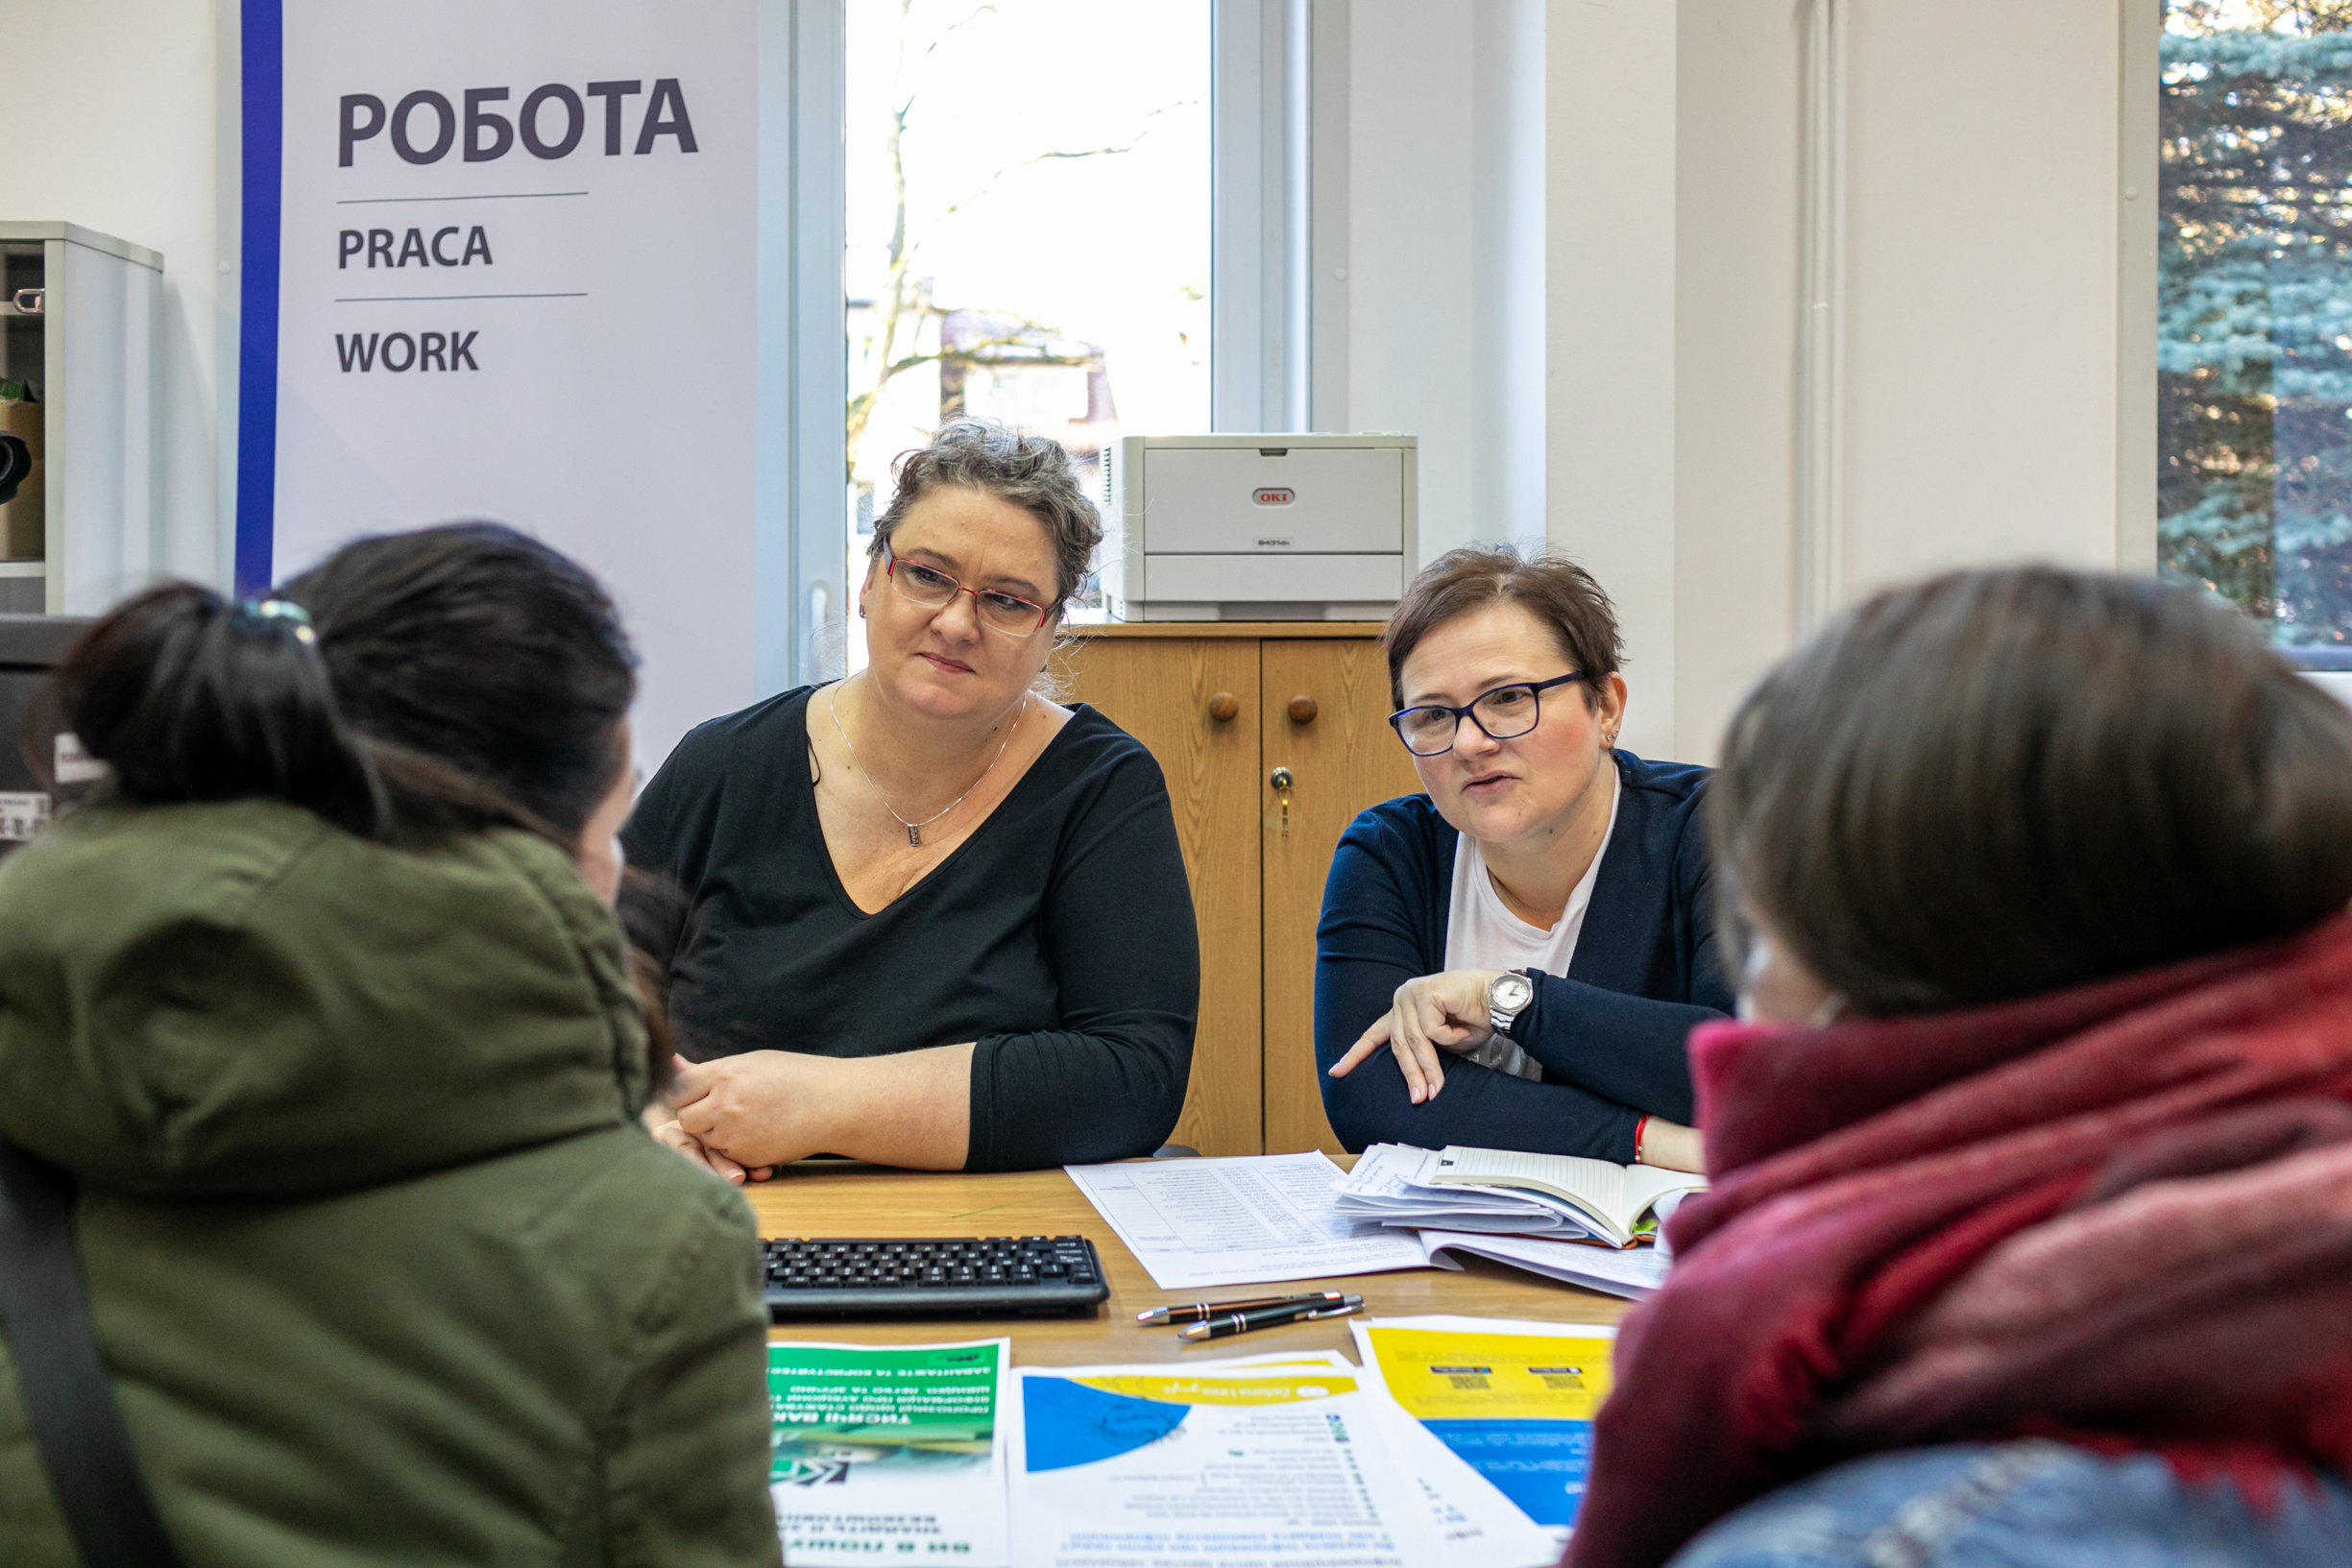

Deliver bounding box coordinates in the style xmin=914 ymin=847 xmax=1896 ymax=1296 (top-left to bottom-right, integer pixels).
xmin=0 ymin=524 xmax=782 ymax=1567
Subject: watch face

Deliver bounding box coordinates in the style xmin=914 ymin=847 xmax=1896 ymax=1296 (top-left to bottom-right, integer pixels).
xmin=1492 ymin=974 xmax=1534 ymax=1012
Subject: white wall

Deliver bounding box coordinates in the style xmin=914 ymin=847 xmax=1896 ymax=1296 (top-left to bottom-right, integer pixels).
xmin=1345 ymin=0 xmax=1547 ymax=567
xmin=1674 ymin=0 xmax=1800 ymax=768
xmin=1548 ymin=0 xmax=1681 ymax=760
xmin=1557 ymin=0 xmax=2131 ymax=763
xmin=0 ymin=0 xmax=225 ymax=592
xmin=1346 ymin=1 xmax=1474 ymax=560
xmin=1841 ymin=1 xmax=2122 ymax=593
xmin=1470 ymin=0 xmax=1547 ymax=557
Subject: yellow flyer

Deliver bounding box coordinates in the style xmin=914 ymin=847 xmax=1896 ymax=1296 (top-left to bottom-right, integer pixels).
xmin=1352 ymin=1315 xmax=1616 ymax=1531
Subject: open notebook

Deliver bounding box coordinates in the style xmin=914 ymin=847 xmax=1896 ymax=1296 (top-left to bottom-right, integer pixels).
xmin=1427 ymin=1146 xmax=1708 ymax=1249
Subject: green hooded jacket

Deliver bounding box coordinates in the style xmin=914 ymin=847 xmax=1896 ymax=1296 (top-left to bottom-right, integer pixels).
xmin=0 ymin=800 xmax=781 ymax=1567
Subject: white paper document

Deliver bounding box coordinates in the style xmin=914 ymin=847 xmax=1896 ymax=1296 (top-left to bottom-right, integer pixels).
xmin=1063 ymin=1152 xmax=1442 ymax=1290
xmin=1008 ymin=1359 xmax=1454 ymax=1568
xmin=1429 ymin=1146 xmax=1706 ymax=1248
xmin=1067 ymin=1151 xmax=1675 ymax=1298
xmin=1421 ymin=1231 xmax=1671 ymax=1298
xmin=1180 ymin=1351 xmax=1559 ymax=1568
xmin=1334 ymin=1143 xmax=1600 ymax=1240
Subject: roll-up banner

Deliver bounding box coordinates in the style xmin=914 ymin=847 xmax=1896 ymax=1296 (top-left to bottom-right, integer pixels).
xmin=237 ymin=0 xmax=760 ymax=766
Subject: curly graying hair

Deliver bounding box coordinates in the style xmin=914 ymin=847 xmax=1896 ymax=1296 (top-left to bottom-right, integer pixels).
xmin=868 ymin=420 xmax=1103 ymax=607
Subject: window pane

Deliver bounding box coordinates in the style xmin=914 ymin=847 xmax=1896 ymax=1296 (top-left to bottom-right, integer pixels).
xmin=2160 ymin=2 xmax=2352 ymax=648
xmin=843 ymin=1 xmax=1212 ymax=668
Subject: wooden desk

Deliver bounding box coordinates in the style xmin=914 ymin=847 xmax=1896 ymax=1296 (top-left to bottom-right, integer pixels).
xmin=743 ymin=1161 xmax=1634 ymax=1366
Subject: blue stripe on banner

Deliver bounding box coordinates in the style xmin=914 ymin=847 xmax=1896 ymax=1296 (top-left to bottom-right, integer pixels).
xmin=233 ymin=0 xmax=284 ymax=595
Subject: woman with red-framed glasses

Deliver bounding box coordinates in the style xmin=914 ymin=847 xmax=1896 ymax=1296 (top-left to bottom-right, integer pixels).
xmin=623 ymin=421 xmax=1198 ymax=1176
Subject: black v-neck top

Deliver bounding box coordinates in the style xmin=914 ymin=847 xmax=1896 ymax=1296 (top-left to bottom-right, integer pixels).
xmin=619 ymin=686 xmax=1199 ymax=1170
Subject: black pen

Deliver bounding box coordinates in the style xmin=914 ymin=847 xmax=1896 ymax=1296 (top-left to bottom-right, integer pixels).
xmin=1139 ymin=1291 xmax=1348 ymax=1326
xmin=1176 ymin=1294 xmax=1364 ymax=1342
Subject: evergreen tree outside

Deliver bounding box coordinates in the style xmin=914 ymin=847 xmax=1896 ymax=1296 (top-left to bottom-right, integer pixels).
xmin=2162 ymin=1 xmax=2352 ymax=644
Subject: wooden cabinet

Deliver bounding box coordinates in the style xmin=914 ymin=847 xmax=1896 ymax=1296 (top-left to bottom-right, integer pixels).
xmin=1059 ymin=624 xmax=1424 ymax=1157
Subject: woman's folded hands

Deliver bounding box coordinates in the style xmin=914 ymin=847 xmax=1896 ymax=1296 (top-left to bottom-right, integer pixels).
xmin=643 ymin=1094 xmax=773 ymax=1185
xmin=645 ymin=1049 xmax=846 ymax=1182
xmin=647 ymin=1043 xmax=981 ymax=1176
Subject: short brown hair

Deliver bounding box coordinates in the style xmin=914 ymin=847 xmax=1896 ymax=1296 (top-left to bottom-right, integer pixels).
xmin=1381 ymin=544 xmax=1623 ymax=710
xmin=1710 ymin=567 xmax=2352 ymax=1016
xmin=870 ymin=420 xmax=1103 ymax=607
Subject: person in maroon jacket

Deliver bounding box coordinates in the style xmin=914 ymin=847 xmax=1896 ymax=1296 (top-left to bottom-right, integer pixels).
xmin=1566 ymin=567 xmax=2352 ymax=1568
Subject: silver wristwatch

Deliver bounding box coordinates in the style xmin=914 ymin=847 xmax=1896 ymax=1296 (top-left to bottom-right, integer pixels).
xmin=1488 ymin=970 xmax=1535 ymax=1037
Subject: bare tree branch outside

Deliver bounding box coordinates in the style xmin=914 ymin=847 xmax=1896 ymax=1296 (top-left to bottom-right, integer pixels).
xmin=842 ymin=1 xmax=1209 ymax=667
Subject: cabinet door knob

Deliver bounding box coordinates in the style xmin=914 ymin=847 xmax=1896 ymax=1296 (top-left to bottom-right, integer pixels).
xmin=1287 ymin=694 xmax=1320 ymax=725
xmin=1207 ymin=691 xmax=1239 ymax=722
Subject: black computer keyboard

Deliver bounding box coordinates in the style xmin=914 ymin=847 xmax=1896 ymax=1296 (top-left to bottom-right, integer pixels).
xmin=761 ymin=1235 xmax=1110 ymax=1318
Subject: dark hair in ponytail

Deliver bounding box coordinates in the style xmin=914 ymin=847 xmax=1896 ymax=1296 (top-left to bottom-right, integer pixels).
xmin=59 ymin=588 xmax=385 ymax=833
xmin=48 ymin=522 xmax=637 ymax=846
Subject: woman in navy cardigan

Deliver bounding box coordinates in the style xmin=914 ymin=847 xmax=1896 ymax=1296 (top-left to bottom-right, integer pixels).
xmin=1318 ymin=546 xmax=1731 ymax=1168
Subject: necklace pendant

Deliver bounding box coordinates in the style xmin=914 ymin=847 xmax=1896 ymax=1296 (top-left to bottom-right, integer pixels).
xmin=907 ymin=824 xmax=922 ymax=847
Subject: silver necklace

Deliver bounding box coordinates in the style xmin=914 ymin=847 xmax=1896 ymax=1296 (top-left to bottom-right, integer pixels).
xmin=828 ymin=684 xmax=1027 ymax=847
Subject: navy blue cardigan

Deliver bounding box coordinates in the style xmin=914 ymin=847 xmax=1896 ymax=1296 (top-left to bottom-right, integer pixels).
xmin=1313 ymin=749 xmax=1734 ymax=1161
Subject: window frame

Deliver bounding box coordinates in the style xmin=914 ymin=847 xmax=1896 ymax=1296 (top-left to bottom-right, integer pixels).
xmin=768 ymin=0 xmax=1331 ymax=691
xmin=763 ymin=0 xmax=848 ymax=693
xmin=2120 ymin=0 xmax=2158 ymax=579
xmin=1211 ymin=0 xmax=1346 ymax=435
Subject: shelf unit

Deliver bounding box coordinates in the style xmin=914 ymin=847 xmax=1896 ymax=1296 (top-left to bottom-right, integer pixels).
xmin=0 ymin=223 xmax=163 ymax=615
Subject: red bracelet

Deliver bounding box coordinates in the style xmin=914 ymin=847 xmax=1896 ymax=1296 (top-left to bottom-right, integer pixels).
xmin=1635 ymin=1115 xmax=1652 ymax=1165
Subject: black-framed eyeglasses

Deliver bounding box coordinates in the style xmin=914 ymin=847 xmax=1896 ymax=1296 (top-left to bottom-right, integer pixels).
xmin=884 ymin=543 xmax=1056 ymax=636
xmin=1389 ymin=673 xmax=1588 ymax=757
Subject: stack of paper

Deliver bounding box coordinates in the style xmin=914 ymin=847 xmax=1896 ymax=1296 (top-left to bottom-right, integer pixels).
xmin=1426 ymin=1146 xmax=1708 ymax=1249
xmin=1419 ymin=1229 xmax=1674 ymax=1299
xmin=1338 ymin=1144 xmax=1705 ymax=1251
xmin=1335 ymin=1144 xmax=1602 ymax=1239
xmin=1063 ymin=1149 xmax=1680 ymax=1300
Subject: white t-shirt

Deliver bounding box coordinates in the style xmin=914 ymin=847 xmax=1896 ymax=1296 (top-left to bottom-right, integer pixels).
xmin=1441 ymin=766 xmax=1621 ymax=1082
